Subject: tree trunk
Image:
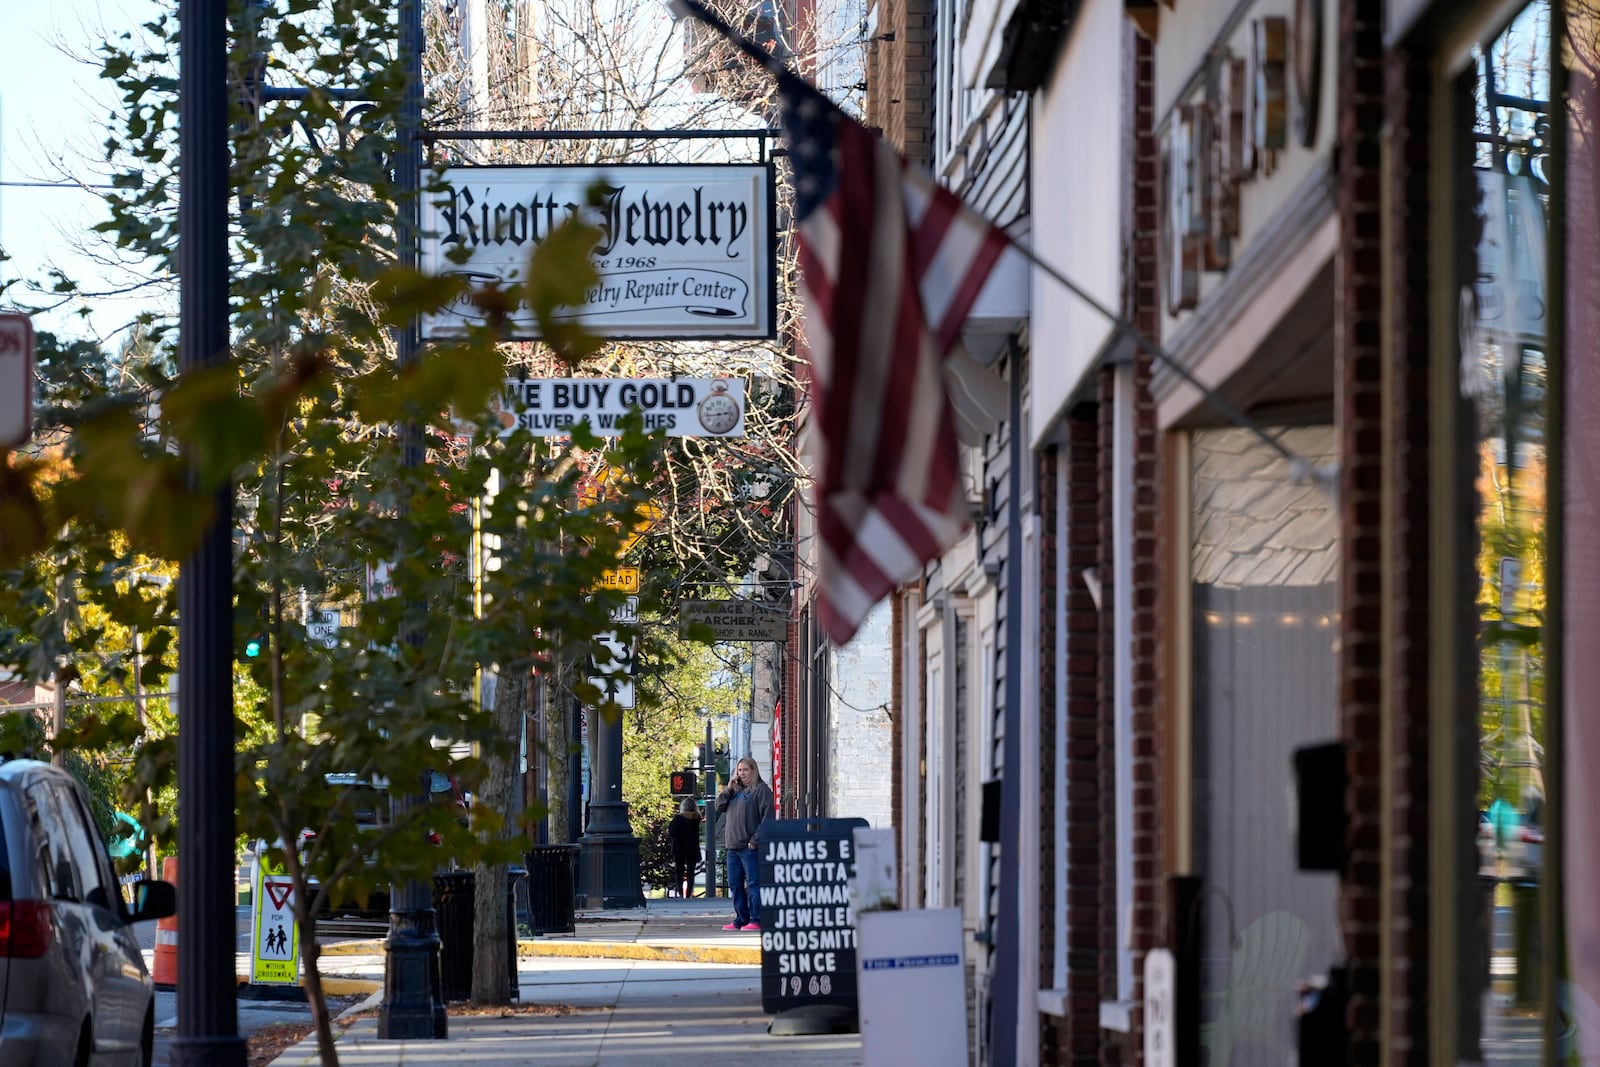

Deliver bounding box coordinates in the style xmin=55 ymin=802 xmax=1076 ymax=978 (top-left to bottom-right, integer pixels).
xmin=470 ymin=667 xmax=526 ymax=1003
xmin=547 ymin=667 xmax=573 ymax=843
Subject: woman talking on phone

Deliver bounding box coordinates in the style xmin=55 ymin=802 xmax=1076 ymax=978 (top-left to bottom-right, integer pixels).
xmin=715 ymin=756 xmax=774 ymax=931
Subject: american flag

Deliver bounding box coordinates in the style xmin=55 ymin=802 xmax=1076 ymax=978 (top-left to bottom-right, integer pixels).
xmin=670 ymin=0 xmax=1012 ymax=645
xmin=776 ymin=70 xmax=1011 ymax=644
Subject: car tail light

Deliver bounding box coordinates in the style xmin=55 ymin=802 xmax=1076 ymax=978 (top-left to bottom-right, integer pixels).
xmin=1521 ymin=827 xmax=1545 ymax=844
xmin=0 ymin=900 xmax=53 ymax=958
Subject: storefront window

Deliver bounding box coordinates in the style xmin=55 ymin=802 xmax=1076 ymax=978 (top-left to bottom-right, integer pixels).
xmin=1453 ymin=2 xmax=1550 ymax=1056
xmin=1190 ymin=425 xmax=1340 ymax=1065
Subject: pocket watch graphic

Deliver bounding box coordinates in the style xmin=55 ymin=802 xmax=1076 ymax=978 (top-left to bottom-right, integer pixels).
xmin=697 ymin=381 xmax=742 ymax=435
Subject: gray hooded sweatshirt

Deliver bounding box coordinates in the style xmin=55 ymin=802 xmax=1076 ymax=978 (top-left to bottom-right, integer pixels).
xmin=715 ymin=776 xmax=774 ymax=851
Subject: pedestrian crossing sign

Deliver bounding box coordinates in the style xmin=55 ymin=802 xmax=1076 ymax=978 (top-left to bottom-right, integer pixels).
xmin=250 ymin=862 xmax=301 ymax=985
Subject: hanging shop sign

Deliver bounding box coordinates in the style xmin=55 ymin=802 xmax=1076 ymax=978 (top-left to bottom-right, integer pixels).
xmin=1162 ymin=11 xmax=1329 ymax=314
xmin=758 ymin=816 xmax=869 ymax=1016
xmin=681 ymin=599 xmax=788 ymax=642
xmin=422 ymin=163 xmax=776 ymax=340
xmin=495 ymin=377 xmax=745 ymax=437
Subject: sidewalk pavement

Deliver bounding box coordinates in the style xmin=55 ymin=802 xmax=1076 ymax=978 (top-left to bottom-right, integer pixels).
xmin=303 ymin=898 xmax=764 ymax=996
xmin=266 ymin=898 xmax=865 ymax=1066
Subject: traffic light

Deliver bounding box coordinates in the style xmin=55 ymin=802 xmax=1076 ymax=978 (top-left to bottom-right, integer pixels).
xmin=242 ymin=633 xmax=265 ymax=661
xmin=669 ymin=769 xmax=698 ymax=796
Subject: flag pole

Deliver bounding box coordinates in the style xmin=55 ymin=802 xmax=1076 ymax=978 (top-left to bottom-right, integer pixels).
xmin=670 ymin=0 xmax=1337 ymax=494
xmin=1007 ymin=242 xmax=1338 ymax=491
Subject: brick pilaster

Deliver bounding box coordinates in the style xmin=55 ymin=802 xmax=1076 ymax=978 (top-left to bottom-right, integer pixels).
xmin=1097 ymin=366 xmax=1119 ymax=1019
xmin=1126 ymin=25 xmax=1162 ymax=1067
xmin=1384 ymin=46 xmax=1432 ymax=1066
xmin=1039 ymin=447 xmax=1064 ymax=1064
xmin=865 ymin=0 xmax=934 ymax=167
xmin=1338 ymin=0 xmax=1386 ymax=1062
xmin=1064 ymin=409 xmax=1105 ymax=1065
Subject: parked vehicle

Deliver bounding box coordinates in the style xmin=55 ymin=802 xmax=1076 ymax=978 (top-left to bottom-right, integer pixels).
xmin=0 ymin=758 xmax=176 ymax=1066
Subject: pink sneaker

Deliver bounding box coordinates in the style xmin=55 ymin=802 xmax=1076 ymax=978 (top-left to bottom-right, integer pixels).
xmin=722 ymin=922 xmax=743 ymax=931
xmin=742 ymin=922 xmax=761 ymax=931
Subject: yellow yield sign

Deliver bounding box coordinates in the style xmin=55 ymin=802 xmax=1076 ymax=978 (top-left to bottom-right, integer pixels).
xmin=580 ymin=465 xmax=663 ymax=559
xmin=619 ymin=503 xmax=664 ymax=557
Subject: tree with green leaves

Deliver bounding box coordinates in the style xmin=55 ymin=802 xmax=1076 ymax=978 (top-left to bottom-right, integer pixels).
xmin=0 ymin=2 xmax=674 ymax=1063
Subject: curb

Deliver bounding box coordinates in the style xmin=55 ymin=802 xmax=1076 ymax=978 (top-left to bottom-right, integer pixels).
xmin=319 ymin=975 xmax=384 ymax=996
xmin=320 ymin=937 xmax=760 ymax=966
xmin=233 ymin=974 xmax=383 ymax=997
xmin=515 ymin=940 xmax=760 ymax=965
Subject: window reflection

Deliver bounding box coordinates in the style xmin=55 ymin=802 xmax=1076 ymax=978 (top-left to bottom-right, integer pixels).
xmin=1458 ymin=2 xmax=1549 ymax=1059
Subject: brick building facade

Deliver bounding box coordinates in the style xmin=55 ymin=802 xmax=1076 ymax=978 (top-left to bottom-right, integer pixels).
xmin=816 ymin=0 xmax=1584 ymax=1060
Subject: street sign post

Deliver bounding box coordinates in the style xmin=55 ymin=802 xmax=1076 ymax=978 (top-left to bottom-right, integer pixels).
xmin=306 ymin=608 xmax=341 ymax=648
xmin=589 ymin=630 xmax=636 ymax=709
xmin=0 ymin=314 xmax=34 ymax=447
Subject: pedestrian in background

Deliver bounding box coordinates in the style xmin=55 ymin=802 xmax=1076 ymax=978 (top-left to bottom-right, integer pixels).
xmin=715 ymin=756 xmax=773 ymax=930
xmin=666 ymin=797 xmax=703 ymax=898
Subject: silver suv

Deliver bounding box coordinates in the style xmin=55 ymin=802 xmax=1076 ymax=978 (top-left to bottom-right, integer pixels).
xmin=0 ymin=758 xmax=175 ymax=1066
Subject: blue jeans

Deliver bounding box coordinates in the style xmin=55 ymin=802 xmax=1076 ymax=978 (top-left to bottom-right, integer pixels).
xmin=727 ymin=847 xmax=760 ymax=925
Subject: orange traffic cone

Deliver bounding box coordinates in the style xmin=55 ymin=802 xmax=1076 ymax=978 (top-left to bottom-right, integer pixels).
xmin=152 ymin=856 xmax=177 ymax=989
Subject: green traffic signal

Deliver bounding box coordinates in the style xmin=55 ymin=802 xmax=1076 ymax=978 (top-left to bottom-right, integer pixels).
xmin=244 ymin=635 xmax=263 ymax=659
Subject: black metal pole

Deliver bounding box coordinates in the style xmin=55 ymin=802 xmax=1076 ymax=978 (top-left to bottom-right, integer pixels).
xmin=703 ymin=719 xmax=717 ymax=899
xmin=172 ymin=0 xmax=245 ymax=1061
xmin=378 ymin=0 xmax=447 ymax=1040
xmin=568 ymin=695 xmax=583 ymax=842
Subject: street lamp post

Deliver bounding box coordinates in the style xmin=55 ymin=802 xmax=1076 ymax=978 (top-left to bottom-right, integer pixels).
xmin=575 ymin=704 xmax=645 ymax=909
xmin=378 ymin=0 xmax=448 ymax=1040
xmin=171 ymin=0 xmax=245 ymax=1061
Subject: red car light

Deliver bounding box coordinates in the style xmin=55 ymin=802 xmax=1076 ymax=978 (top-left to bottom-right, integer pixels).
xmin=1521 ymin=827 xmax=1545 ymax=844
xmin=0 ymin=900 xmax=53 ymax=958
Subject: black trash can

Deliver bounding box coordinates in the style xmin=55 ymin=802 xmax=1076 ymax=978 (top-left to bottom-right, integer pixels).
xmin=525 ymin=845 xmax=578 ymax=935
xmin=433 ymin=870 xmax=474 ymax=1002
xmin=433 ymin=867 xmax=528 ymax=1002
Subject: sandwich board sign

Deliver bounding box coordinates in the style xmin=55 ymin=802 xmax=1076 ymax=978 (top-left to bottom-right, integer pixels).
xmin=857 ymin=908 xmax=966 ymax=1065
xmin=757 ymin=817 xmax=868 ymax=1017
xmin=250 ymin=856 xmax=301 ymax=985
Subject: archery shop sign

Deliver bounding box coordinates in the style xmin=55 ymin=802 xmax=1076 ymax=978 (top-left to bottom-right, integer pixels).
xmin=681 ymin=599 xmax=788 ymax=642
xmin=496 ymin=377 xmax=745 ymax=438
xmin=758 ymin=816 xmax=868 ymax=1015
xmin=422 ymin=163 xmax=775 ymax=340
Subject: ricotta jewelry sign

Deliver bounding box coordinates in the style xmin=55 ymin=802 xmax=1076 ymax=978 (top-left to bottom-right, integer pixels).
xmin=423 ymin=163 xmax=776 ymax=340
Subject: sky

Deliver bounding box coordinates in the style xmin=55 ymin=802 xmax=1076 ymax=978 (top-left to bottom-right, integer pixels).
xmin=0 ymin=0 xmax=160 ymax=343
